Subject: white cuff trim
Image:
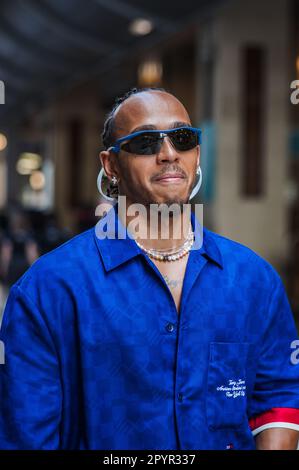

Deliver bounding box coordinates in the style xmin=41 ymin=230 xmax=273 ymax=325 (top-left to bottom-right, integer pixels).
xmin=252 ymin=422 xmax=299 ymax=436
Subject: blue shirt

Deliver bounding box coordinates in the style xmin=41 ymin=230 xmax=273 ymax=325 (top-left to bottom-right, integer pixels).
xmin=0 ymin=204 xmax=298 ymax=450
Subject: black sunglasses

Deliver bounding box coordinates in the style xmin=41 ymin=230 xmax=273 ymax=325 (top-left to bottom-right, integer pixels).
xmin=108 ymin=126 xmax=202 ymax=155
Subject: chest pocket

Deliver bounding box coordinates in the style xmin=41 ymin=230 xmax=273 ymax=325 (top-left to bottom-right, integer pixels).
xmin=206 ymin=342 xmax=249 ymax=430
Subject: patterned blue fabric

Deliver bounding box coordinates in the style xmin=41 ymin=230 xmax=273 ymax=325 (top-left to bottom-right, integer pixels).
xmin=0 ymin=204 xmax=298 ymax=450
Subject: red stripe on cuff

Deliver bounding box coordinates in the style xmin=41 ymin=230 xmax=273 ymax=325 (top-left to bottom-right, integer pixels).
xmin=249 ymin=408 xmax=299 ymax=431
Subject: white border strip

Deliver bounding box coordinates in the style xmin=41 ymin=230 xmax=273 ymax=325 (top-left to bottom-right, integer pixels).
xmin=252 ymin=422 xmax=299 ymax=436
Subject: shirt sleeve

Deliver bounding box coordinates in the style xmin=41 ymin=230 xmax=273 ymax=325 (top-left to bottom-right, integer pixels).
xmin=0 ymin=284 xmax=62 ymax=449
xmin=249 ymin=407 xmax=299 ymax=435
xmin=248 ymin=271 xmax=299 ymax=436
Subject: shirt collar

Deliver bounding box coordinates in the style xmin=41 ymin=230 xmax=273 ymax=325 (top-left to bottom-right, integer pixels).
xmin=93 ymin=203 xmax=223 ymax=271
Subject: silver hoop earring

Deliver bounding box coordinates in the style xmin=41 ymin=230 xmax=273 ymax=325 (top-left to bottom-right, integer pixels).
xmin=97 ymin=168 xmax=116 ymax=202
xmin=189 ymin=165 xmax=202 ymax=200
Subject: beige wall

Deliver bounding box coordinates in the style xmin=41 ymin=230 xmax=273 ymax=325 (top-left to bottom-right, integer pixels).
xmin=212 ymin=0 xmax=290 ymax=268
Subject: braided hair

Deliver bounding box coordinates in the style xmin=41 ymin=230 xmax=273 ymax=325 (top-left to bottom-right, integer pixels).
xmin=101 ymin=87 xmax=166 ymax=150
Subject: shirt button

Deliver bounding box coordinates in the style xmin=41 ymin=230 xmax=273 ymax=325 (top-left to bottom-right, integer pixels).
xmin=177 ymin=393 xmax=183 ymax=402
xmin=166 ymin=322 xmax=175 ymax=332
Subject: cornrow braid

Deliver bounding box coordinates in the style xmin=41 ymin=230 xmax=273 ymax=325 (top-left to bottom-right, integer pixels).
xmin=102 ymin=87 xmax=166 ymax=150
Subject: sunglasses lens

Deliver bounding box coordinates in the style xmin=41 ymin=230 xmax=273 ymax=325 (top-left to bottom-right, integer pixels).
xmin=123 ymin=134 xmax=161 ymax=155
xmin=120 ymin=128 xmax=199 ymax=155
xmin=170 ymin=128 xmax=198 ymax=151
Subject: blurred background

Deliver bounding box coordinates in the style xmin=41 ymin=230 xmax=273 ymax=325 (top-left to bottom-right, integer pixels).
xmin=0 ymin=0 xmax=299 ymax=326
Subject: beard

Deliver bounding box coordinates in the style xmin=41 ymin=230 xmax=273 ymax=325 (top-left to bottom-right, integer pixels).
xmin=145 ymin=198 xmax=187 ymax=211
xmin=121 ymin=184 xmax=194 ymax=217
xmin=118 ymin=165 xmax=197 ymax=212
xmin=144 ymin=175 xmax=196 ymax=209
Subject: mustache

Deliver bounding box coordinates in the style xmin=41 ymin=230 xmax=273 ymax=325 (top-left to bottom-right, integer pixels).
xmin=151 ymin=165 xmax=187 ymax=181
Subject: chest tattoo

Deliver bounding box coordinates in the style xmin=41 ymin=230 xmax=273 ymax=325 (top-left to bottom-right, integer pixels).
xmin=162 ymin=274 xmax=183 ymax=289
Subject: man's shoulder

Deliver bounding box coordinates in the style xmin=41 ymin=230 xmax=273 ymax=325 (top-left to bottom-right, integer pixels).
xmin=203 ymin=227 xmax=280 ymax=284
xmin=15 ymin=227 xmax=98 ymax=289
xmin=204 ymin=226 xmax=261 ymax=258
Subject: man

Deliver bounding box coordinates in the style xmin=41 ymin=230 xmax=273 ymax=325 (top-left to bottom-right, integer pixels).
xmin=0 ymin=87 xmax=299 ymax=450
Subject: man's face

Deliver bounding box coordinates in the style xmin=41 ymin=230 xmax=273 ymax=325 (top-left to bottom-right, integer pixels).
xmin=103 ymin=91 xmax=200 ymax=206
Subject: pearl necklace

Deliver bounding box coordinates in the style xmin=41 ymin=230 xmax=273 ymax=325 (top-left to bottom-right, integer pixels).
xmin=135 ymin=225 xmax=194 ymax=262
